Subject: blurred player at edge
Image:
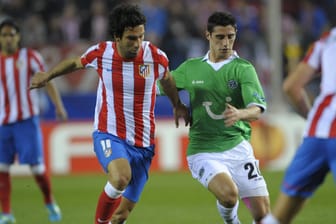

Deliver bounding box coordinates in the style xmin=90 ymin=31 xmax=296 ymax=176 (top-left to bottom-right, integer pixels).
xmin=29 ymin=3 xmax=190 ymax=224
xmin=261 ymin=27 xmax=336 ymax=224
xmin=0 ymin=19 xmax=67 ymax=223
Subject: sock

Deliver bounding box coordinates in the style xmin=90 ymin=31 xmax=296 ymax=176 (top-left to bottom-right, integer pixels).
xmin=217 ymin=200 xmax=240 ymax=224
xmin=260 ymin=213 xmax=280 ymax=224
xmin=34 ymin=173 xmax=53 ymax=204
xmin=0 ymin=172 xmax=11 ymax=213
xmin=95 ymin=191 xmax=122 ymax=224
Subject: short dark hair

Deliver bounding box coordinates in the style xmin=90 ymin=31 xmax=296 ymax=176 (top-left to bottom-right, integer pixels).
xmin=207 ymin=12 xmax=237 ymax=33
xmin=0 ymin=19 xmax=20 ymax=33
xmin=108 ymin=4 xmax=146 ymax=40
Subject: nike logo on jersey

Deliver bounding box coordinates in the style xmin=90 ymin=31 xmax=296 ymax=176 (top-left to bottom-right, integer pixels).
xmin=97 ymin=218 xmax=110 ymax=223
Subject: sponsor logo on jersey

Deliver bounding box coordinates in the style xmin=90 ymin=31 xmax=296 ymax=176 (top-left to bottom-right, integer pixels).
xmin=253 ymin=92 xmax=265 ymax=102
xmin=198 ymin=167 xmax=205 ymax=179
xmin=139 ymin=64 xmax=150 ymax=78
xmin=192 ymin=80 xmax=204 ymax=84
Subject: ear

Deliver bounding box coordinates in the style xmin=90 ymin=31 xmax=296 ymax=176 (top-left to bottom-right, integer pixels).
xmin=114 ymin=35 xmax=120 ymax=42
xmin=205 ymin=31 xmax=210 ymax=40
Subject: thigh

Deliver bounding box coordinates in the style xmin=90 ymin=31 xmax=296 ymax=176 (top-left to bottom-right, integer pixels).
xmin=13 ymin=117 xmax=43 ymax=164
xmin=92 ymin=131 xmax=129 ymax=172
xmin=123 ymin=145 xmax=154 ymax=202
xmin=227 ymin=141 xmax=269 ymax=198
xmin=282 ymin=137 xmax=329 ymax=198
xmin=187 ymin=152 xmax=231 ymax=188
xmin=0 ymin=125 xmax=16 ymax=164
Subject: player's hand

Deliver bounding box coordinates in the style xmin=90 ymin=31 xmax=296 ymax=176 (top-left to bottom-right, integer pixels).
xmin=174 ymin=101 xmax=191 ymax=128
xmin=56 ymin=107 xmax=68 ymax=121
xmin=223 ymin=103 xmax=240 ymax=127
xmin=30 ymin=72 xmax=50 ymax=89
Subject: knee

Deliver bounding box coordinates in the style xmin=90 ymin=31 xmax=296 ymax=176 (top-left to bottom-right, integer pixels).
xmin=108 ymin=173 xmax=131 ymax=190
xmin=216 ymin=187 xmax=239 ymax=208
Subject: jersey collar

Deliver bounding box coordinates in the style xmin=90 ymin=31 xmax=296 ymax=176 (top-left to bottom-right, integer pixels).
xmin=202 ymin=50 xmax=239 ymax=63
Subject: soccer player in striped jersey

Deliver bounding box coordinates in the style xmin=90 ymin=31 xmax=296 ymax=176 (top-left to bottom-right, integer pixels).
xmin=30 ymin=4 xmax=190 ymax=224
xmin=0 ymin=19 xmax=67 ymax=223
xmin=169 ymin=11 xmax=270 ymax=224
xmin=261 ymin=27 xmax=336 ymax=224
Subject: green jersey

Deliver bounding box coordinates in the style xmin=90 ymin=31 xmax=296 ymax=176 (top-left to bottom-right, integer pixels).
xmin=172 ymin=53 xmax=266 ymax=155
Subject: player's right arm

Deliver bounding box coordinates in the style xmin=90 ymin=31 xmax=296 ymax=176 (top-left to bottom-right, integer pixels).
xmin=30 ymin=56 xmax=84 ymax=89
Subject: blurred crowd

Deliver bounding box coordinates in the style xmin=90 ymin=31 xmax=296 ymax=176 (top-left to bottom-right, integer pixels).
xmin=0 ymin=0 xmax=335 ymax=95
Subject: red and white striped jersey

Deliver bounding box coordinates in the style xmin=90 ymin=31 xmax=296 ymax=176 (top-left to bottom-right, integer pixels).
xmin=81 ymin=41 xmax=169 ymax=147
xmin=0 ymin=48 xmax=45 ymax=125
xmin=303 ymin=28 xmax=336 ymax=138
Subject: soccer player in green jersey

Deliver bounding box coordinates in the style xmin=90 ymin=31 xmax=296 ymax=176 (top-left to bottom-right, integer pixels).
xmin=171 ymin=11 xmax=270 ymax=224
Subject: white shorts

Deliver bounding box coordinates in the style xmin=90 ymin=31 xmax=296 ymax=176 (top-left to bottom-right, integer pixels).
xmin=187 ymin=140 xmax=269 ymax=198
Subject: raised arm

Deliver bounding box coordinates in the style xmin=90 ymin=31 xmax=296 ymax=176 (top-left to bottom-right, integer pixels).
xmin=30 ymin=57 xmax=84 ymax=89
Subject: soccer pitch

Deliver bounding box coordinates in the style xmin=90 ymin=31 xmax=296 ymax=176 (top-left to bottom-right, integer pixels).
xmin=11 ymin=171 xmax=335 ymax=223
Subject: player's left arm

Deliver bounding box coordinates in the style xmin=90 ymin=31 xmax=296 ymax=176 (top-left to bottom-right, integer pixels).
xmin=223 ymin=104 xmax=262 ymax=127
xmin=223 ymin=65 xmax=266 ymax=127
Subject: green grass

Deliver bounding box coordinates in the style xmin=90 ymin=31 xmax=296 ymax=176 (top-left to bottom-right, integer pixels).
xmin=10 ymin=171 xmax=335 ymax=223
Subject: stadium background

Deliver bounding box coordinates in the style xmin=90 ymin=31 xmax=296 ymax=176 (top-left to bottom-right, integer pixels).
xmin=1 ymin=0 xmax=334 ymax=174
xmin=2 ymin=1 xmax=336 ymax=223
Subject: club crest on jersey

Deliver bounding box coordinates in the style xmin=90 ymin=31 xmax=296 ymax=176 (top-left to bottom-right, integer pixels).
xmin=100 ymin=139 xmax=112 ymax=158
xmin=228 ymin=80 xmax=238 ymax=89
xmin=16 ymin=59 xmax=24 ymax=70
xmin=139 ymin=64 xmax=150 ymax=78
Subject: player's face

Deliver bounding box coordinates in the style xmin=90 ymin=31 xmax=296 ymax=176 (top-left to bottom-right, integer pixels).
xmin=206 ymin=25 xmax=236 ymax=62
xmin=0 ymin=25 xmax=20 ymax=55
xmin=116 ymin=25 xmax=145 ymax=59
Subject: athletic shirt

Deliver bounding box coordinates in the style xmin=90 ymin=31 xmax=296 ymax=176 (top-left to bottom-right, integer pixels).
xmin=80 ymin=41 xmax=168 ymax=147
xmin=0 ymin=48 xmax=44 ymax=125
xmin=172 ymin=52 xmax=266 ymax=155
xmin=303 ymin=27 xmax=336 ymax=138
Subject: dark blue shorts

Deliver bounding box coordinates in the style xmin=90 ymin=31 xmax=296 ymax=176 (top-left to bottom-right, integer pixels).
xmin=0 ymin=116 xmax=43 ymax=165
xmin=281 ymin=137 xmax=336 ymax=198
xmin=92 ymin=131 xmax=155 ymax=202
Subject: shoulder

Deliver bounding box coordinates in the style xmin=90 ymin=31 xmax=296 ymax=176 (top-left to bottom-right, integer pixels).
xmin=231 ymin=57 xmax=256 ymax=71
xmin=24 ymin=48 xmax=44 ymax=61
xmin=144 ymin=41 xmax=167 ymax=57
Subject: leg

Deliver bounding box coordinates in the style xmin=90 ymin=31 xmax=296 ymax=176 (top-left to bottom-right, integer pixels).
xmin=0 ymin=169 xmax=11 ymax=214
xmin=95 ymin=159 xmax=131 ymax=224
xmin=31 ymin=165 xmax=53 ymax=204
xmin=30 ymin=164 xmax=62 ymax=222
xmin=208 ymin=173 xmax=241 ymax=224
xmin=0 ymin=127 xmax=14 ymax=216
xmin=242 ymin=196 xmax=270 ymax=223
xmin=272 ymin=193 xmax=306 ymax=224
xmin=110 ymin=197 xmax=135 ymax=224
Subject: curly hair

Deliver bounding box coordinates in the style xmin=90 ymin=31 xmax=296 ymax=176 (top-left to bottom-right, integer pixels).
xmin=108 ymin=3 xmax=146 ymax=40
